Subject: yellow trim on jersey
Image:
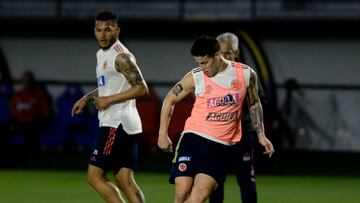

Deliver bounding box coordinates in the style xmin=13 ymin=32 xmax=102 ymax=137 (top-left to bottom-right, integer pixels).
xmin=172 ymin=134 xmax=184 ymax=163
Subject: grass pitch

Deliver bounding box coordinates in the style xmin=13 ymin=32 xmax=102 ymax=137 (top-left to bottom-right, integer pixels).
xmin=0 ymin=170 xmax=359 ymax=203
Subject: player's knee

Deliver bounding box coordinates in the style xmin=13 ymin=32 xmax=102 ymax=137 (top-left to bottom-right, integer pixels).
xmin=192 ymin=188 xmax=211 ymax=202
xmin=115 ymin=172 xmax=136 ymax=192
xmin=87 ymin=172 xmax=97 ymax=187
xmin=175 ymin=192 xmax=189 ymax=202
xmin=190 ymin=182 xmax=215 ymax=203
xmin=114 ymin=175 xmax=127 ymax=190
xmin=175 ymin=190 xmax=190 ymax=202
xmin=188 ymin=193 xmax=208 ymax=203
xmin=87 ymin=171 xmax=102 ymax=188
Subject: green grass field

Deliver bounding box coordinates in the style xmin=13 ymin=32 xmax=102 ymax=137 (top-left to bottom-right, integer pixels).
xmin=0 ymin=170 xmax=359 ymax=203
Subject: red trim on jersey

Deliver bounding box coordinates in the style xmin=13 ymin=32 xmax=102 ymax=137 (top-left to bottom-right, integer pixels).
xmin=114 ymin=44 xmax=124 ymax=54
xmin=103 ymin=128 xmax=116 ymax=155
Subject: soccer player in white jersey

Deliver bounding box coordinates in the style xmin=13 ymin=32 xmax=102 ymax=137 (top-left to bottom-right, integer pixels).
xmin=72 ymin=11 xmax=147 ymax=203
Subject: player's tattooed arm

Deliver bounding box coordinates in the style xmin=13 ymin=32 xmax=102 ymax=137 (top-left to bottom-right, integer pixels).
xmin=115 ymin=53 xmax=144 ymax=87
xmin=247 ymin=69 xmax=264 ymax=135
xmin=165 ymin=83 xmax=185 ymax=124
xmin=173 ymin=83 xmax=184 ymax=96
xmin=165 ymin=83 xmax=184 ymax=118
xmin=98 ymin=53 xmax=147 ymax=107
xmin=163 ymin=73 xmax=194 ymax=121
xmin=158 ymin=72 xmax=195 ymax=152
xmin=247 ymin=68 xmax=275 ymax=157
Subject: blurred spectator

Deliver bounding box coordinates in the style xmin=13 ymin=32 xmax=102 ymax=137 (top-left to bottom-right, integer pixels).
xmin=0 ymin=82 xmax=13 ymax=152
xmin=136 ymin=84 xmax=161 ymax=152
xmin=10 ymin=70 xmax=52 ymax=152
xmin=55 ymin=83 xmax=87 ymax=149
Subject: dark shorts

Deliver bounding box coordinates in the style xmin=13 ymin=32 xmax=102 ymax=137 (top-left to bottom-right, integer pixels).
xmin=89 ymin=125 xmax=139 ymax=172
xmin=232 ymin=131 xmax=256 ymax=181
xmin=232 ymin=130 xmax=255 ymax=170
xmin=169 ymin=133 xmax=232 ymax=184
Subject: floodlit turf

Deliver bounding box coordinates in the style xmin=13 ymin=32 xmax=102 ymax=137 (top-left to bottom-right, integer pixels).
xmin=0 ymin=170 xmax=359 ymax=203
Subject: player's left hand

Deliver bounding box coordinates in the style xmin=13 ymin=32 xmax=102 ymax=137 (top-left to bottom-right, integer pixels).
xmin=93 ymin=96 xmax=113 ymax=111
xmin=258 ymin=135 xmax=275 ymax=157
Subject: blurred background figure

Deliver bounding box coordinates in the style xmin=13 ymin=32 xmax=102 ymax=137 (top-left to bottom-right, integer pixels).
xmin=55 ymin=83 xmax=87 ymax=150
xmin=210 ymin=32 xmax=265 ymax=203
xmin=136 ymin=83 xmax=161 ymax=152
xmin=9 ymin=70 xmax=52 ymax=152
xmin=0 ymin=81 xmax=13 ymax=154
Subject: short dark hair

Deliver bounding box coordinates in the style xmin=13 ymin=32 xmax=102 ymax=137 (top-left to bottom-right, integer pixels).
xmin=191 ymin=35 xmax=220 ymax=57
xmin=95 ymin=10 xmax=118 ymax=25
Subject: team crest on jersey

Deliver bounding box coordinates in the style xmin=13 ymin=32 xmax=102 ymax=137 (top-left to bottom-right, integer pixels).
xmin=98 ymin=75 xmax=106 ymax=86
xmin=231 ymin=79 xmax=241 ymax=90
xmin=178 ymin=163 xmax=187 ymax=172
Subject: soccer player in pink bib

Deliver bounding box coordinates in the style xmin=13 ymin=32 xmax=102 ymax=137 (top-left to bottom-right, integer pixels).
xmin=158 ymin=35 xmax=274 ymax=203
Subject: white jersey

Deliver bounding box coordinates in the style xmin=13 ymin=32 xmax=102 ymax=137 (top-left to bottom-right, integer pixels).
xmin=96 ymin=40 xmax=142 ymax=134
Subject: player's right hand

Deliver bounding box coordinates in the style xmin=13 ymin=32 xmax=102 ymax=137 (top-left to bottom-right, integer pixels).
xmin=158 ymin=133 xmax=173 ymax=153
